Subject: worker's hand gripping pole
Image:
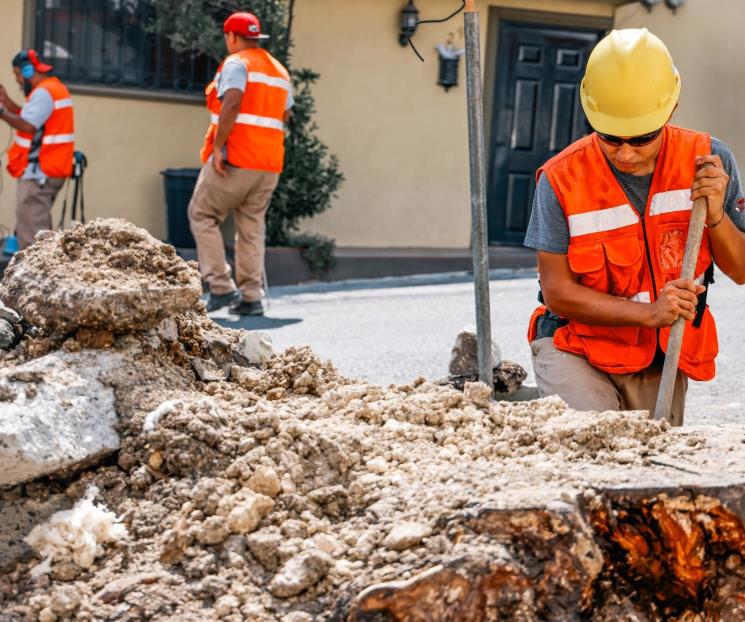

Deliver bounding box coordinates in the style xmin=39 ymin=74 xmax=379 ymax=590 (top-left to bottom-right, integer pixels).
xmin=463 ymin=0 xmax=494 ymax=394
xmin=654 ymin=162 xmax=712 ymax=426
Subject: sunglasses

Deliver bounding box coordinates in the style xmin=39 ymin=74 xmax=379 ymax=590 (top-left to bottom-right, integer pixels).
xmin=596 ymin=127 xmax=664 ymax=147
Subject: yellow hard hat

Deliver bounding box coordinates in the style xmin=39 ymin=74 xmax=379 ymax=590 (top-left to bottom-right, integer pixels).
xmin=580 ymin=28 xmax=680 ymax=136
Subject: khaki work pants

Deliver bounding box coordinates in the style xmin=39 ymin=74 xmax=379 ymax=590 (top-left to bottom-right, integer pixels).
xmin=188 ymin=162 xmax=279 ymax=301
xmin=530 ymin=337 xmax=688 ymax=421
xmin=16 ymin=177 xmax=65 ymax=250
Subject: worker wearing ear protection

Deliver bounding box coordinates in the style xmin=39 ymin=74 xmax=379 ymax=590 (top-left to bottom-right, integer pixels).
xmin=0 ymin=49 xmax=74 ymax=250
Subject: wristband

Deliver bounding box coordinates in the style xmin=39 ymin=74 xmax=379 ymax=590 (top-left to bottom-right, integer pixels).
xmin=707 ymin=210 xmax=726 ymax=229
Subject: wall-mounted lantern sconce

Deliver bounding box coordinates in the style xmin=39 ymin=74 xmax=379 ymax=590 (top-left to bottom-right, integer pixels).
xmin=640 ymin=0 xmax=686 ymax=12
xmin=640 ymin=0 xmax=661 ymax=11
xmin=436 ymin=43 xmax=464 ymax=92
xmin=399 ymin=0 xmax=419 ymax=46
xmin=664 ymin=0 xmax=686 ymax=12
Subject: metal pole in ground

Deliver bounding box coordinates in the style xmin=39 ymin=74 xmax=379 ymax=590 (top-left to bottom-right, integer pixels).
xmin=463 ymin=0 xmax=494 ymax=394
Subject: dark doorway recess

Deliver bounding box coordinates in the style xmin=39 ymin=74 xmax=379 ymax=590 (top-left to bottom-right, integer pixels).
xmin=487 ymin=20 xmax=603 ymax=245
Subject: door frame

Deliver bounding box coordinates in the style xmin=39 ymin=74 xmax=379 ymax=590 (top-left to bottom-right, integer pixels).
xmin=482 ymin=7 xmax=612 ymax=246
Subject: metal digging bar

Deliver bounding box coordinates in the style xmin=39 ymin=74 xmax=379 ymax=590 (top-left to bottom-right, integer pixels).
xmin=464 ymin=0 xmax=494 ymax=395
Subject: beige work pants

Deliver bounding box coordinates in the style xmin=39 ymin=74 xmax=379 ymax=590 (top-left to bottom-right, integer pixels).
xmin=530 ymin=337 xmax=688 ymax=420
xmin=16 ymin=177 xmax=65 ymax=250
xmin=188 ymin=162 xmax=279 ymax=301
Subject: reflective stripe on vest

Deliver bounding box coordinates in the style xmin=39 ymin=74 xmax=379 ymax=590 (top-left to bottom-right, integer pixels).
xmin=14 ymin=136 xmax=32 ymax=148
xmin=628 ymin=291 xmax=651 ymax=304
xmin=649 ymin=189 xmax=693 ymax=216
xmin=209 ymin=112 xmax=284 ymax=131
xmin=54 ymin=98 xmax=73 ymax=110
xmin=248 ymin=71 xmax=291 ymax=92
xmin=567 ymin=203 xmax=638 ymax=237
xmin=42 ymin=133 xmax=75 ymax=145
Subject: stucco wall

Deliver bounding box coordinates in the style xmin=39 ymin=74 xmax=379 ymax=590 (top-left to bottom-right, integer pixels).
xmin=0 ymin=0 xmax=25 ymax=237
xmin=0 ymin=0 xmax=207 ymax=240
xmin=291 ymin=0 xmax=616 ymax=248
xmin=614 ymin=0 xmax=744 ymax=169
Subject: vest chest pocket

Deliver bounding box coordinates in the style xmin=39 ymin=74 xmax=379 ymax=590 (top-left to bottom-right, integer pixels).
xmin=603 ymin=236 xmax=644 ymax=298
xmin=567 ymin=235 xmax=644 ymax=298
xmin=567 ymin=242 xmax=607 ymax=292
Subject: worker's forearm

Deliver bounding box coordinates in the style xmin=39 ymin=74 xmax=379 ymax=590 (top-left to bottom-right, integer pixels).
xmin=0 ymin=109 xmax=35 ymax=134
xmin=543 ymin=280 xmax=652 ymax=327
xmin=214 ymin=105 xmax=239 ymax=150
xmin=5 ymin=98 xmax=21 ymax=115
xmin=709 ymin=215 xmax=745 ymax=284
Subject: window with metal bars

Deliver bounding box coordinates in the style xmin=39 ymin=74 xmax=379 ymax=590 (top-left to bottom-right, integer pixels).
xmin=34 ymin=0 xmax=217 ymax=94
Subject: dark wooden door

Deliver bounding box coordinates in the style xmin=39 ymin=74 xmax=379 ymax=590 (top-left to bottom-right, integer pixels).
xmin=487 ymin=21 xmax=603 ymax=245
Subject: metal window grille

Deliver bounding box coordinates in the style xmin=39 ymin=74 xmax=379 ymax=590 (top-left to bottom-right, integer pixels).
xmin=34 ymin=0 xmax=217 ymax=93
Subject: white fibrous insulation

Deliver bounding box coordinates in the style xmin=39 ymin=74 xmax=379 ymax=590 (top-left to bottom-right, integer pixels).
xmin=25 ymin=486 xmax=128 ymax=575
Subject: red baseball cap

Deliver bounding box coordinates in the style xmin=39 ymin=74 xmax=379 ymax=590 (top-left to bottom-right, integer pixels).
xmin=13 ymin=49 xmax=53 ymax=73
xmin=223 ymin=12 xmax=270 ymax=40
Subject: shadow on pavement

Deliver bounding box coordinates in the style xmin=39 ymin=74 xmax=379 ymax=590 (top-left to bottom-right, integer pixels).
xmin=213 ymin=316 xmax=303 ymax=331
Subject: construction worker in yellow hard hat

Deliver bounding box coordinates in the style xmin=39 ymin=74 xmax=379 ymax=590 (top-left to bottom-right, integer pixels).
xmin=524 ymin=28 xmax=745 ymax=421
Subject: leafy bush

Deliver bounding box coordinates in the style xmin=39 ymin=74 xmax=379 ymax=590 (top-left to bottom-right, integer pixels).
xmin=148 ymin=0 xmax=343 ymax=248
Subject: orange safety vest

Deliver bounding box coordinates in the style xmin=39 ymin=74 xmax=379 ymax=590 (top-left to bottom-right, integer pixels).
xmin=527 ymin=125 xmax=718 ymax=382
xmin=7 ymin=76 xmax=74 ymax=179
xmin=200 ymin=48 xmax=290 ymax=173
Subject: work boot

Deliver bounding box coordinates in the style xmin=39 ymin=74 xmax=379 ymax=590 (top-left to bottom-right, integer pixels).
xmin=230 ymin=299 xmax=264 ymax=316
xmin=206 ymin=290 xmax=239 ymax=312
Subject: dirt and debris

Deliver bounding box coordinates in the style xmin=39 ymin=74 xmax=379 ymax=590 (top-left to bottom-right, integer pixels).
xmin=3 ymin=219 xmax=745 ymax=621
xmin=0 ymin=219 xmax=201 ymax=335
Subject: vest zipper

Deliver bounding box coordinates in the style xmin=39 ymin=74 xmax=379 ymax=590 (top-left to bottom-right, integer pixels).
xmin=640 ymin=217 xmax=658 ymax=303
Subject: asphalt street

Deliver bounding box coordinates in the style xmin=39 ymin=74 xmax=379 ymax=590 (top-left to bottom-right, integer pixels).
xmin=211 ymin=269 xmax=745 ymax=426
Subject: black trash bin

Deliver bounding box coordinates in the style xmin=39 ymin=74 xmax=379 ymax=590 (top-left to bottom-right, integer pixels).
xmin=161 ymin=168 xmax=201 ymax=248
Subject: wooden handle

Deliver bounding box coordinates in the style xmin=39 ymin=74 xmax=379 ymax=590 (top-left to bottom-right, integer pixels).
xmin=465 ymin=0 xmax=477 ymax=13
xmin=654 ymin=162 xmax=713 ymax=425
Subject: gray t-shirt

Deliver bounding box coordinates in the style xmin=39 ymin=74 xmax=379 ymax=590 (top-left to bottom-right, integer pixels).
xmin=524 ymin=137 xmax=745 ymax=253
xmin=19 ymin=86 xmax=54 ymax=182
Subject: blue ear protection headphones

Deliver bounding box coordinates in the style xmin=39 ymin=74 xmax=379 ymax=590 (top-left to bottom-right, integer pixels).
xmin=14 ymin=50 xmax=36 ymax=79
xmin=21 ymin=63 xmax=35 ymax=80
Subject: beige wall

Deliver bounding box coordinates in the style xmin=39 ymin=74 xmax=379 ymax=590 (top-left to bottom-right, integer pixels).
xmin=0 ymin=0 xmax=207 ymax=240
xmin=0 ymin=0 xmax=25 ymax=236
xmin=292 ymin=0 xmax=616 ymax=248
xmin=615 ymin=0 xmax=745 ymax=168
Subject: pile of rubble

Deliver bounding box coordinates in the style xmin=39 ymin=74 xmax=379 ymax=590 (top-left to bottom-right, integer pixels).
xmin=2 ymin=220 xmax=745 ymax=622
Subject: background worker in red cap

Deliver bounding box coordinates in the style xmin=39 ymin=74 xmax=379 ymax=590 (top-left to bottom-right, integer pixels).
xmin=0 ymin=49 xmax=74 ymax=250
xmin=188 ymin=11 xmax=294 ymax=316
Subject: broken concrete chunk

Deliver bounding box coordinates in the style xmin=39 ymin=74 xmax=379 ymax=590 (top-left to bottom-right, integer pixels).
xmin=269 ymin=549 xmax=333 ymax=598
xmin=155 ymin=317 xmax=179 ymax=342
xmin=230 ymin=365 xmax=271 ymax=392
xmin=247 ymin=466 xmax=282 ymax=498
xmin=195 ymin=516 xmax=230 ymax=546
xmin=0 ymin=219 xmax=202 ymax=334
xmin=94 ymin=572 xmax=167 ymax=604
xmin=0 ymin=299 xmax=21 ymax=324
xmin=218 ymin=491 xmax=274 ymax=535
xmin=232 ymin=331 xmax=274 ymax=367
xmin=0 ymin=318 xmax=14 ymax=349
xmin=383 ymin=522 xmax=431 ymax=551
xmin=448 ymin=328 xmax=501 ymax=377
xmin=464 ymin=381 xmax=492 ymax=408
xmin=246 ymin=531 xmax=282 ymax=571
xmin=0 ymin=351 xmax=121 ymax=487
xmin=192 ymin=358 xmax=228 ymax=383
